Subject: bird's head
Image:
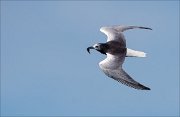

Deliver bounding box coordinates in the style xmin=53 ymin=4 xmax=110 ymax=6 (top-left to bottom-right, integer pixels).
xmin=87 ymin=43 xmax=107 ymax=55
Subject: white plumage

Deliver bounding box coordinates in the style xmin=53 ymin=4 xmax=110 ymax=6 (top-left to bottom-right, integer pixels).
xmin=99 ymin=25 xmax=151 ymax=90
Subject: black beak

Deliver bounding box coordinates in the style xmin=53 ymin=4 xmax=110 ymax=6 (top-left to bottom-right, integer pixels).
xmin=87 ymin=46 xmax=94 ymax=54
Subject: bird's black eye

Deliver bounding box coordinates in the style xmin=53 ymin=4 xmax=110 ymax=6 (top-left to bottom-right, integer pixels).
xmin=95 ymin=45 xmax=98 ymax=48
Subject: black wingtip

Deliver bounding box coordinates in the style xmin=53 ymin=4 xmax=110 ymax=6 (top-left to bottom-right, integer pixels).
xmin=137 ymin=83 xmax=151 ymax=90
xmin=139 ymin=27 xmax=152 ymax=30
xmin=146 ymin=28 xmax=152 ymax=30
xmin=144 ymin=87 xmax=151 ymax=90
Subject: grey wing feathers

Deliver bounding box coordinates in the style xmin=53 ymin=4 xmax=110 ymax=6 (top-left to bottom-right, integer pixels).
xmin=112 ymin=25 xmax=152 ymax=32
xmin=102 ymin=68 xmax=150 ymax=90
xmin=100 ymin=25 xmax=152 ymax=42
xmin=100 ymin=25 xmax=152 ymax=34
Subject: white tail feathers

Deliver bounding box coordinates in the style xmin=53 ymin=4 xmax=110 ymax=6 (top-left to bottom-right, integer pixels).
xmin=126 ymin=48 xmax=147 ymax=57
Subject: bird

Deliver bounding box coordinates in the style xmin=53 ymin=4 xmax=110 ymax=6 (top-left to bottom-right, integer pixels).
xmin=87 ymin=25 xmax=152 ymax=90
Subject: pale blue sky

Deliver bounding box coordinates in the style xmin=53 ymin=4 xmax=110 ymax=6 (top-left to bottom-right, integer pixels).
xmin=1 ymin=1 xmax=179 ymax=116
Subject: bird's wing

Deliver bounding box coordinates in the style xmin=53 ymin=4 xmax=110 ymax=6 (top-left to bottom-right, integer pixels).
xmin=100 ymin=67 xmax=150 ymax=90
xmin=99 ymin=53 xmax=126 ymax=70
xmin=99 ymin=53 xmax=150 ymax=90
xmin=111 ymin=25 xmax=152 ymax=32
xmin=100 ymin=26 xmax=125 ymax=42
xmin=100 ymin=25 xmax=152 ymax=42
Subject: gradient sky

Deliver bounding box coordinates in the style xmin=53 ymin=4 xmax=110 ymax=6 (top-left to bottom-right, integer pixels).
xmin=1 ymin=1 xmax=179 ymax=116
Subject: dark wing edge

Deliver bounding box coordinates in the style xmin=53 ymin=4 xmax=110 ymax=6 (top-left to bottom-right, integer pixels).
xmin=113 ymin=25 xmax=152 ymax=32
xmin=114 ymin=69 xmax=150 ymax=90
xmin=103 ymin=68 xmax=151 ymax=90
xmin=113 ymin=77 xmax=151 ymax=90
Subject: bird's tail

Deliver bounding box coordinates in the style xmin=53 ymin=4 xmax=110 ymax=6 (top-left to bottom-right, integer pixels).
xmin=126 ymin=48 xmax=146 ymax=57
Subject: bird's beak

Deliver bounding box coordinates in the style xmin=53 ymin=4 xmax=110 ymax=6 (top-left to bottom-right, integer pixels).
xmin=87 ymin=46 xmax=94 ymax=54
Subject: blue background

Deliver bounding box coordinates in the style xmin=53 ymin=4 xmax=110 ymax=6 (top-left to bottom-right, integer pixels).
xmin=1 ymin=1 xmax=179 ymax=116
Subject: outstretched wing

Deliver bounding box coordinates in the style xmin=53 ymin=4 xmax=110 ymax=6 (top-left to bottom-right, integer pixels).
xmin=100 ymin=67 xmax=150 ymax=90
xmin=99 ymin=54 xmax=150 ymax=90
xmin=100 ymin=25 xmax=152 ymax=42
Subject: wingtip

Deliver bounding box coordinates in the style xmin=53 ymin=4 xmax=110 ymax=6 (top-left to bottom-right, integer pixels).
xmin=145 ymin=27 xmax=152 ymax=30
xmin=137 ymin=83 xmax=151 ymax=90
xmin=148 ymin=27 xmax=153 ymax=30
xmin=142 ymin=85 xmax=151 ymax=90
xmin=144 ymin=87 xmax=151 ymax=90
xmin=139 ymin=26 xmax=152 ymax=30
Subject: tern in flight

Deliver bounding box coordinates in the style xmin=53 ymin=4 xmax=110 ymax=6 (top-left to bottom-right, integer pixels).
xmin=87 ymin=25 xmax=151 ymax=90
